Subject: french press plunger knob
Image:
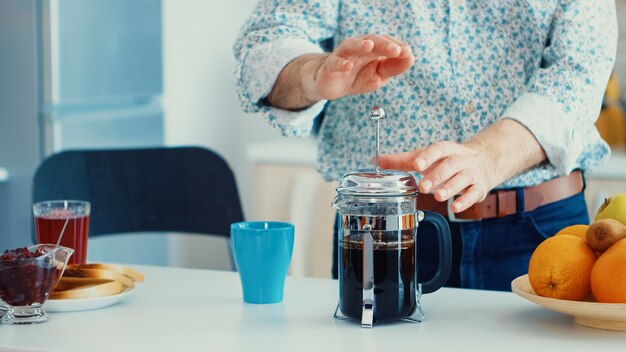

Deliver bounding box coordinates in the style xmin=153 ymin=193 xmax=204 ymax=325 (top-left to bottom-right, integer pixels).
xmin=369 ymin=106 xmax=385 ymax=175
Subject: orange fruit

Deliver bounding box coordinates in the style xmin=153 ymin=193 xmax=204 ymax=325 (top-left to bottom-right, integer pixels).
xmin=555 ymin=224 xmax=589 ymax=241
xmin=528 ymin=235 xmax=597 ymax=301
xmin=591 ymin=238 xmax=626 ymax=303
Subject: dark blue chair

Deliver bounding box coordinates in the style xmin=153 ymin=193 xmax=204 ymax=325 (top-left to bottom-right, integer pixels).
xmin=32 ymin=146 xmax=244 ymax=269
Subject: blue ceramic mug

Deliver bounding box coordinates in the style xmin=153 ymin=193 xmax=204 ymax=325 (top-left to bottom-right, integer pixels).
xmin=231 ymin=221 xmax=295 ymax=304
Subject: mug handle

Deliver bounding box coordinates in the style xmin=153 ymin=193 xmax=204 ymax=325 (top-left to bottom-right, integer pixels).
xmin=419 ymin=211 xmax=453 ymax=294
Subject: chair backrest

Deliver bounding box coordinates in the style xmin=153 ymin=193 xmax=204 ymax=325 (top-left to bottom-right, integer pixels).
xmin=32 ymin=147 xmax=244 ymax=239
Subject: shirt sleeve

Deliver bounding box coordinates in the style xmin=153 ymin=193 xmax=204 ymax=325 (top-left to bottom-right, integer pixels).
xmin=501 ymin=1 xmax=617 ymax=175
xmin=233 ymin=0 xmax=339 ymax=137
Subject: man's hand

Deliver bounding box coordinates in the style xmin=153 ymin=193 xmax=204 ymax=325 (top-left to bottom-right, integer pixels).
xmin=378 ymin=119 xmax=547 ymax=212
xmin=313 ymin=35 xmax=414 ymax=100
xmin=378 ymin=141 xmax=499 ymax=213
xmin=266 ymin=34 xmax=414 ymax=110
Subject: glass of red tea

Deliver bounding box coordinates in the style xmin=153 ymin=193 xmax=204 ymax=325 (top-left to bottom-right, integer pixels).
xmin=33 ymin=200 xmax=90 ymax=265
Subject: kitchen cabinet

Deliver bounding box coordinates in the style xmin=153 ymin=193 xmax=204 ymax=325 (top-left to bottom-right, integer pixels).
xmin=248 ymin=140 xmax=336 ymax=279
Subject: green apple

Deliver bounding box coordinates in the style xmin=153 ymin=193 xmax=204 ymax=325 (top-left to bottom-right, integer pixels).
xmin=595 ymin=193 xmax=626 ymax=225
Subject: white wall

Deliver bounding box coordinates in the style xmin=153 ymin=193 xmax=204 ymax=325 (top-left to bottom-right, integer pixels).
xmin=162 ymin=1 xmax=312 ymax=270
xmin=163 ymin=0 xmax=286 ymax=219
xmin=615 ymin=0 xmax=626 ymax=93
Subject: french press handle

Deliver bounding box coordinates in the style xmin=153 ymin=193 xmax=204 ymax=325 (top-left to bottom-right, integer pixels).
xmin=419 ymin=211 xmax=453 ymax=294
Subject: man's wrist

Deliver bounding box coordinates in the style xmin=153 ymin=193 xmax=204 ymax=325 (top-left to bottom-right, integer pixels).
xmin=465 ymin=119 xmax=546 ymax=187
xmin=464 ymin=139 xmax=502 ymax=189
xmin=299 ymin=53 xmax=327 ymax=105
xmin=266 ymin=53 xmax=328 ymax=110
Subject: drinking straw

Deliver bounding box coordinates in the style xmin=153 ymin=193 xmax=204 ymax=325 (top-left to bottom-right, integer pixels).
xmin=56 ymin=218 xmax=70 ymax=246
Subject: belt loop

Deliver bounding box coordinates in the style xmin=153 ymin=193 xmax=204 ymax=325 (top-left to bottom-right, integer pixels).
xmin=515 ymin=188 xmax=525 ymax=223
xmin=496 ymin=190 xmax=506 ymax=218
xmin=580 ymin=169 xmax=587 ymax=192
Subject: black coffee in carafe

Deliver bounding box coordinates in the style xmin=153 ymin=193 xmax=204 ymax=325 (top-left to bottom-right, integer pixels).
xmin=340 ymin=230 xmax=417 ymax=322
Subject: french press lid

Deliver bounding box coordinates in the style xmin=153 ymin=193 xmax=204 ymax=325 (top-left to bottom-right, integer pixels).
xmin=336 ymin=169 xmax=419 ymax=196
xmin=336 ymin=106 xmax=419 ymax=197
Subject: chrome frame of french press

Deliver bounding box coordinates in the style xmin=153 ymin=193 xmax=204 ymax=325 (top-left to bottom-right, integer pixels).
xmin=333 ymin=211 xmax=426 ymax=328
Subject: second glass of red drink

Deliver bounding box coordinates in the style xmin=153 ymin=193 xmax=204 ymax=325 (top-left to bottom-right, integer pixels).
xmin=33 ymin=200 xmax=90 ymax=265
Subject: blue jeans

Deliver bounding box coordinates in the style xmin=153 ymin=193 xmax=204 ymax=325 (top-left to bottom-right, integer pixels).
xmin=332 ymin=191 xmax=589 ymax=291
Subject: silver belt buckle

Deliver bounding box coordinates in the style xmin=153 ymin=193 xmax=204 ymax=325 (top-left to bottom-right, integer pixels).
xmin=447 ymin=198 xmax=480 ymax=222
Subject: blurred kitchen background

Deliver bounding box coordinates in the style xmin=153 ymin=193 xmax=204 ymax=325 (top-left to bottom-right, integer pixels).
xmin=0 ymin=0 xmax=625 ymax=278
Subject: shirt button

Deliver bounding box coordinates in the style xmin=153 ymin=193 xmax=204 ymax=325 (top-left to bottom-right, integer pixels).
xmin=464 ymin=101 xmax=475 ymax=114
xmin=452 ymin=0 xmax=463 ymax=6
xmin=456 ymin=53 xmax=465 ymax=63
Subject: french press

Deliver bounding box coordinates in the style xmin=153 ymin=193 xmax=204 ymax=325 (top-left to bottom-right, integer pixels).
xmin=332 ymin=107 xmax=453 ymax=327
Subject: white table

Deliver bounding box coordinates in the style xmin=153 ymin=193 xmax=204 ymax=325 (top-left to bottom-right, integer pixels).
xmin=1 ymin=265 xmax=625 ymax=352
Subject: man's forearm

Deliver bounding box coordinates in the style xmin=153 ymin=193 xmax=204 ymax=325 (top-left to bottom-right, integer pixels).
xmin=465 ymin=118 xmax=547 ymax=187
xmin=265 ymin=54 xmax=327 ymax=110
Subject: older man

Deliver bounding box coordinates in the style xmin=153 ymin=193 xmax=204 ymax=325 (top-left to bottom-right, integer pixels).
xmin=234 ymin=1 xmax=617 ymax=290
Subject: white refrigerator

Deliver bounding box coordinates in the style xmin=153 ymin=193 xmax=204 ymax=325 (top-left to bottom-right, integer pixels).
xmin=0 ymin=0 xmax=164 ymax=256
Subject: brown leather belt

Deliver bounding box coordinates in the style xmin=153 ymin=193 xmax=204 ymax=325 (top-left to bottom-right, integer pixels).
xmin=417 ymin=170 xmax=584 ymax=221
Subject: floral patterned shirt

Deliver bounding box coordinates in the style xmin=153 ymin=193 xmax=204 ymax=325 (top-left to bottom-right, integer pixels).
xmin=234 ymin=0 xmax=617 ymax=188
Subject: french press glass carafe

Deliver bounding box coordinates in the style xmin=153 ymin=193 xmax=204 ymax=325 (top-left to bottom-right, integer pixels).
xmin=332 ymin=107 xmax=453 ymax=327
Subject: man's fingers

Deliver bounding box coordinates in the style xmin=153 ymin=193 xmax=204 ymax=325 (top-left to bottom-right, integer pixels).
xmin=412 ymin=141 xmax=459 ymax=172
xmin=377 ymin=55 xmax=414 ymax=80
xmin=450 ymin=185 xmax=487 ymax=213
xmin=419 ymin=156 xmax=464 ymax=194
xmin=359 ymin=34 xmax=403 ymax=57
xmin=324 ymin=55 xmax=353 ymax=73
xmin=379 ymin=35 xmax=412 ymax=57
xmin=351 ymin=60 xmax=385 ymax=93
xmin=432 ymin=170 xmax=473 ymax=202
xmin=378 ymin=150 xmax=421 ymax=171
xmin=335 ymin=38 xmax=374 ymax=58
xmin=335 ymin=34 xmax=411 ymax=63
xmin=378 ymin=34 xmax=406 ymax=46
